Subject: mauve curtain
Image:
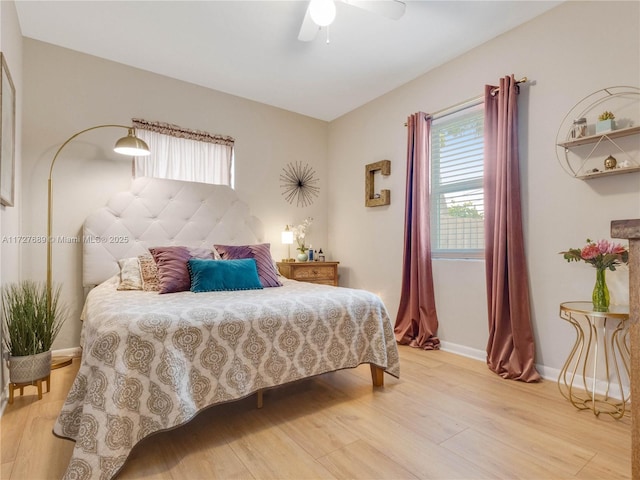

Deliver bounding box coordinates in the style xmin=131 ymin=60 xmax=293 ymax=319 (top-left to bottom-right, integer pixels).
xmin=394 ymin=112 xmax=440 ymax=350
xmin=484 ymin=75 xmax=540 ymax=382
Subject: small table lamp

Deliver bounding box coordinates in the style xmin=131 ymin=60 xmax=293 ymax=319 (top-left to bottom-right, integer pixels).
xmin=281 ymin=225 xmax=294 ymax=262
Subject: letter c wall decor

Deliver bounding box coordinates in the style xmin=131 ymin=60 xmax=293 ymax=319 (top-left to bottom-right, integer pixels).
xmin=365 ymin=160 xmax=390 ymax=207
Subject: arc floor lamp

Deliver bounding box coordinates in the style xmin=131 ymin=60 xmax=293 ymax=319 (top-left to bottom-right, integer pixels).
xmin=46 ymin=124 xmax=150 ymax=308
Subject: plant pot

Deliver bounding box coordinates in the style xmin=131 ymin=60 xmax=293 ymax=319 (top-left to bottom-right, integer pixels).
xmin=595 ymin=119 xmax=614 ymax=134
xmin=8 ymin=350 xmax=52 ymax=383
xmin=297 ymin=253 xmax=309 ymax=262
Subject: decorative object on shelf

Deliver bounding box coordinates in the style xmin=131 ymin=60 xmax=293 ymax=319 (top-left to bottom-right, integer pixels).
xmin=280 ymin=161 xmax=319 ymax=207
xmin=560 ymin=238 xmax=629 ymax=312
xmin=604 ymin=154 xmax=617 ymax=170
xmin=0 ymin=52 xmax=16 ymax=207
xmin=2 ymin=281 xmax=67 ymax=402
xmin=556 ymin=86 xmax=639 ymax=179
xmin=292 ymin=217 xmax=313 ymax=261
xmin=365 ymin=160 xmax=391 ymax=207
xmin=571 ymin=117 xmax=587 ymax=139
xmin=281 ymin=225 xmax=295 ymax=262
xmin=596 ymin=110 xmax=615 ymax=134
xmin=317 ymin=248 xmax=325 ymax=262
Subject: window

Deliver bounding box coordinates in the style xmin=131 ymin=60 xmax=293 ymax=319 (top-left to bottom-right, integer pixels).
xmin=132 ymin=118 xmax=234 ymax=187
xmin=431 ymin=103 xmax=484 ymax=258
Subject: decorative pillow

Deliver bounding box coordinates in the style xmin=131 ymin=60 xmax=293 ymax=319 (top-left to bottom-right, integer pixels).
xmin=187 ymin=246 xmax=218 ymax=260
xmin=149 ymin=246 xmax=214 ymax=294
xmin=188 ymin=258 xmax=263 ymax=293
xmin=138 ymin=253 xmax=160 ymax=292
xmin=117 ymin=257 xmax=143 ymax=290
xmin=214 ymin=243 xmax=282 ymax=288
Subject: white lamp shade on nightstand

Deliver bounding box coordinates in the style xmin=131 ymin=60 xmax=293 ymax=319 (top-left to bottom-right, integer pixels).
xmin=281 ymin=230 xmax=294 ymax=244
xmin=281 ymin=226 xmax=294 ymax=262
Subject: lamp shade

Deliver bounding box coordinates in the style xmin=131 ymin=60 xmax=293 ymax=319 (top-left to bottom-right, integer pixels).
xmin=113 ymin=128 xmax=151 ymax=156
xmin=309 ymin=0 xmax=336 ymax=27
xmin=281 ymin=229 xmax=294 ymax=245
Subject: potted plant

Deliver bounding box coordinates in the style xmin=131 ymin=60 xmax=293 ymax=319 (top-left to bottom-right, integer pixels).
xmin=2 ymin=281 xmax=66 ymax=384
xmin=596 ymin=111 xmax=615 ymax=134
xmin=292 ymin=217 xmax=313 ymax=262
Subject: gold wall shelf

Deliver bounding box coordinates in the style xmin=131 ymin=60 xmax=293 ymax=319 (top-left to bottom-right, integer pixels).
xmin=557 ymin=125 xmax=640 ymax=149
xmin=555 ymin=86 xmax=640 ymax=180
xmin=575 ymin=165 xmax=640 ymax=180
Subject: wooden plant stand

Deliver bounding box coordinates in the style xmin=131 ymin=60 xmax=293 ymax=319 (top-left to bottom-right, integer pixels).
xmin=8 ymin=375 xmax=50 ymax=404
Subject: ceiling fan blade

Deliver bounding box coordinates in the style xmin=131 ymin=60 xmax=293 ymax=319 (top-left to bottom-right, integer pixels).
xmin=298 ymin=5 xmax=320 ymax=42
xmin=341 ymin=0 xmax=406 ymax=20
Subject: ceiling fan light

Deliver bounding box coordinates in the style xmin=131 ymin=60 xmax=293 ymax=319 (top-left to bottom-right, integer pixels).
xmin=309 ymin=0 xmax=336 ymax=27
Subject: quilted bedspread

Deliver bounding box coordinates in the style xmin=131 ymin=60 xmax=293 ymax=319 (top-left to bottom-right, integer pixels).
xmin=53 ymin=277 xmax=400 ymax=479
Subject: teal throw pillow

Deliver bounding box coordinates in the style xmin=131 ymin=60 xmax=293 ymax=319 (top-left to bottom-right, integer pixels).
xmin=188 ymin=258 xmax=263 ymax=293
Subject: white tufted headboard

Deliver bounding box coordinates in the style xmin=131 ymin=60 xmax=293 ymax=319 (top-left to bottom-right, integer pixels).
xmin=82 ymin=177 xmax=264 ymax=287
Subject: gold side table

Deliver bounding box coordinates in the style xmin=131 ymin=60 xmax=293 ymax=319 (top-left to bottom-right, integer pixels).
xmin=558 ymin=302 xmax=630 ymax=419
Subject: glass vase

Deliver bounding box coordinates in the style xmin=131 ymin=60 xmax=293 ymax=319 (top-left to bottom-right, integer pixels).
xmin=592 ymin=268 xmax=610 ymax=312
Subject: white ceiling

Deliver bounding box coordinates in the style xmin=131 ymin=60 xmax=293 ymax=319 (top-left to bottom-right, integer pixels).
xmin=15 ymin=0 xmax=561 ymax=121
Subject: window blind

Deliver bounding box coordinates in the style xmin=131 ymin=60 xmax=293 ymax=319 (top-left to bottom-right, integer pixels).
xmin=431 ymin=104 xmax=484 ymax=256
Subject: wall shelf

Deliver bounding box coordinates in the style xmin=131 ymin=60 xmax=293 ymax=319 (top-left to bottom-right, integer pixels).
xmin=557 ymin=125 xmax=640 ymax=149
xmin=575 ymin=165 xmax=640 ymax=180
xmin=556 ymin=86 xmax=640 ymax=180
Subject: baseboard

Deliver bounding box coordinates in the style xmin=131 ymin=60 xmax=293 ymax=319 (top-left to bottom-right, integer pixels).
xmin=439 ymin=340 xmax=629 ymax=401
xmin=439 ymin=341 xmax=486 ymax=363
xmin=52 ymin=347 xmax=82 ymax=358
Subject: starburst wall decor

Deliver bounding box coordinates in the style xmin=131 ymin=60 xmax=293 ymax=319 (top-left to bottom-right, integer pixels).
xmin=280 ymin=162 xmax=319 ymax=207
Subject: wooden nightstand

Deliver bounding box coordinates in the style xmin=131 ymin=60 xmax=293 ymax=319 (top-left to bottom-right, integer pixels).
xmin=277 ymin=261 xmax=339 ymax=286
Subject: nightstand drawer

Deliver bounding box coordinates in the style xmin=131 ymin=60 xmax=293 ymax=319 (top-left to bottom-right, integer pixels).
xmin=276 ymin=261 xmax=340 ymax=287
xmin=291 ymin=265 xmax=335 ymax=281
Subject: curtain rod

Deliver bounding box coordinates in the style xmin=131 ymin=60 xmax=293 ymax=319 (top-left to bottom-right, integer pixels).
xmin=404 ymin=76 xmax=528 ymax=126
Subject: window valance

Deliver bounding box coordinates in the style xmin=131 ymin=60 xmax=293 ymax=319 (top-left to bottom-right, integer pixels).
xmin=132 ymin=118 xmax=234 ymax=147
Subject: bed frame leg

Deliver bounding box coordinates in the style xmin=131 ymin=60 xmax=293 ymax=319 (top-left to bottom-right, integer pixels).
xmin=370 ymin=365 xmax=384 ymax=387
xmin=256 ymin=389 xmax=264 ymax=409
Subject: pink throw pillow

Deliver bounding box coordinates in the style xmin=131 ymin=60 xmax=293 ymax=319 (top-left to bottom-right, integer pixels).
xmin=214 ymin=243 xmax=282 ymax=288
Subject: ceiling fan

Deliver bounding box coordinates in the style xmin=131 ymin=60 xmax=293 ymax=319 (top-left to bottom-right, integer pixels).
xmin=298 ymin=0 xmax=407 ymax=42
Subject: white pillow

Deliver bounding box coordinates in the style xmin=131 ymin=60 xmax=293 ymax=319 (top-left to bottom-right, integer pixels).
xmin=117 ymin=257 xmax=143 ymax=290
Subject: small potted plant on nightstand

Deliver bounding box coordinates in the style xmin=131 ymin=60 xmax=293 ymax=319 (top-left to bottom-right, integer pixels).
xmin=2 ymin=281 xmax=66 ymax=385
xmin=596 ymin=111 xmax=615 ymax=134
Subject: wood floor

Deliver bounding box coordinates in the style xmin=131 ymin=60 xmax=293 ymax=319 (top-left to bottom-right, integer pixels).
xmin=1 ymin=346 xmax=631 ymax=480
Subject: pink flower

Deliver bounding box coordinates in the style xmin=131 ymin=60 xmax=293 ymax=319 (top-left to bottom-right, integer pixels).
xmin=580 ymin=244 xmax=600 ymax=260
xmin=596 ymin=239 xmax=611 ymax=254
xmin=611 ymin=243 xmax=626 ymax=254
xmin=561 ymin=238 xmax=629 ymax=271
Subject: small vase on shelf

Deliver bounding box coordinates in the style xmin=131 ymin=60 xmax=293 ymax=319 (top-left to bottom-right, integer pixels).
xmin=297 ymin=252 xmax=308 ymax=262
xmin=592 ymin=268 xmax=610 ymax=312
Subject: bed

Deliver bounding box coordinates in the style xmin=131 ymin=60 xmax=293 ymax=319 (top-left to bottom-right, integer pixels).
xmin=53 ymin=177 xmax=400 ymax=480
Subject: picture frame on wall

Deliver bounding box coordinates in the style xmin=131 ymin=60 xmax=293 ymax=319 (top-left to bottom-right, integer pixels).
xmin=1 ymin=52 xmax=16 ymax=207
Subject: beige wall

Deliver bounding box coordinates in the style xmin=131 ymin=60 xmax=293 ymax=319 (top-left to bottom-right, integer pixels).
xmin=21 ymin=40 xmax=328 ymax=350
xmin=328 ymin=1 xmax=640 ymax=375
xmin=0 ymin=0 xmax=23 ymax=406
xmin=14 ymin=1 xmax=640 ymax=379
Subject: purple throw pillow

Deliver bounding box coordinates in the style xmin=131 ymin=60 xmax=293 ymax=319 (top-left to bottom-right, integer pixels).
xmin=149 ymin=246 xmax=214 ymax=294
xmin=214 ymin=243 xmax=282 ymax=288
